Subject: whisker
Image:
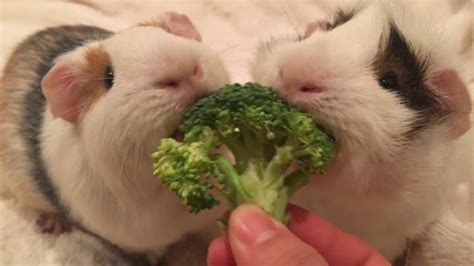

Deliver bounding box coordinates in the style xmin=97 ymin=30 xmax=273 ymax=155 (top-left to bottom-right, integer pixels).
xmin=51 ymin=100 xmax=89 ymax=118
xmin=218 ymin=43 xmax=251 ymax=55
xmin=278 ymin=0 xmax=301 ymax=37
xmin=450 ymin=111 xmax=474 ymax=114
xmin=439 ymin=92 xmax=474 ymax=96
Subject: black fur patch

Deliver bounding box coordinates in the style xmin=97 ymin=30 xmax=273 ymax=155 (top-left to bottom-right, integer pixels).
xmin=373 ymin=24 xmax=443 ymax=133
xmin=323 ymin=10 xmax=355 ymax=31
xmin=257 ymin=34 xmax=301 ymax=54
xmin=18 ymin=25 xmax=112 ymax=215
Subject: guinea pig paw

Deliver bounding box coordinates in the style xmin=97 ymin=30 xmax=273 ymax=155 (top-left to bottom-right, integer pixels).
xmin=36 ymin=212 xmax=72 ymax=235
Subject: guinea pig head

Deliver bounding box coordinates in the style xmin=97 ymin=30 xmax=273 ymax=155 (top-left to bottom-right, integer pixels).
xmin=42 ymin=13 xmax=230 ymax=177
xmin=251 ymin=2 xmax=471 ymax=168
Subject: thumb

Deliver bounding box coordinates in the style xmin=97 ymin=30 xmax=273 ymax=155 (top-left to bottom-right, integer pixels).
xmin=227 ymin=204 xmax=327 ymax=266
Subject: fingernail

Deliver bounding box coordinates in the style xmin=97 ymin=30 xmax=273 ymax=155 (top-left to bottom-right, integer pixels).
xmin=231 ymin=205 xmax=277 ymax=245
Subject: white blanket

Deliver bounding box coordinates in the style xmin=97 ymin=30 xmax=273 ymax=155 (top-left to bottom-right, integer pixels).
xmin=0 ymin=0 xmax=472 ymax=265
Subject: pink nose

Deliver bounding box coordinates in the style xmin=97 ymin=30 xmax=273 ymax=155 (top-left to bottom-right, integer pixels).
xmin=278 ymin=68 xmax=323 ymax=94
xmin=158 ymin=63 xmax=203 ymax=89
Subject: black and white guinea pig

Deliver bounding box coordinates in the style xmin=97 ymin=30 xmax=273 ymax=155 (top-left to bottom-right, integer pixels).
xmin=0 ymin=12 xmax=229 ymax=258
xmin=251 ymin=0 xmax=472 ymax=263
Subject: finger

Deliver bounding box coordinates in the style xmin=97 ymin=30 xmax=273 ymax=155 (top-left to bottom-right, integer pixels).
xmin=286 ymin=204 xmax=390 ymax=266
xmin=207 ymin=237 xmax=236 ymax=266
xmin=227 ymin=204 xmax=328 ymax=266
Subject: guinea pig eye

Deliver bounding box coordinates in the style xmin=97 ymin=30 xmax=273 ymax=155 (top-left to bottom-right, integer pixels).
xmin=104 ymin=66 xmax=114 ymax=90
xmin=379 ymin=73 xmax=398 ymax=90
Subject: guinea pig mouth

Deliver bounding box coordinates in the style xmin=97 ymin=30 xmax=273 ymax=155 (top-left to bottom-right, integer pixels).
xmin=170 ymin=130 xmax=185 ymax=141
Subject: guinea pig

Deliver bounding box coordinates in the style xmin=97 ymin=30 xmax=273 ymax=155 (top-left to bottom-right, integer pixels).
xmin=251 ymin=0 xmax=472 ymax=263
xmin=0 ymin=11 xmax=229 ymax=258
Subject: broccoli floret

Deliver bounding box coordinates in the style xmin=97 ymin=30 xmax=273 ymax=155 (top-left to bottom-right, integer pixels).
xmin=151 ymin=83 xmax=335 ymax=222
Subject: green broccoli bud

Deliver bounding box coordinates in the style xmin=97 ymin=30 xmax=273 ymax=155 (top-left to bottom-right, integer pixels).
xmin=151 ymin=83 xmax=335 ymax=222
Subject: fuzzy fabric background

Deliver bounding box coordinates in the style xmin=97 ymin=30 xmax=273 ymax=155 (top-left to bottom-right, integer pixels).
xmin=0 ymin=0 xmax=472 ymax=265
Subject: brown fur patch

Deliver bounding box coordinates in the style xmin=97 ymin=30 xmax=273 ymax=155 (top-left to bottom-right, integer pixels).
xmin=137 ymin=19 xmax=168 ymax=30
xmin=82 ymin=45 xmax=110 ymax=107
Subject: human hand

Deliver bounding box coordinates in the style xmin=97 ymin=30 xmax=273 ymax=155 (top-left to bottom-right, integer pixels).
xmin=207 ymin=204 xmax=390 ymax=266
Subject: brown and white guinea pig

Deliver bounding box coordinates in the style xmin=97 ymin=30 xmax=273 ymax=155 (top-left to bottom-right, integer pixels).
xmin=251 ymin=0 xmax=472 ymax=263
xmin=0 ymin=12 xmax=229 ymax=257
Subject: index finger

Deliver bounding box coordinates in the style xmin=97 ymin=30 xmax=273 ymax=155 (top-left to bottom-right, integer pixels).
xmin=287 ymin=204 xmax=390 ymax=266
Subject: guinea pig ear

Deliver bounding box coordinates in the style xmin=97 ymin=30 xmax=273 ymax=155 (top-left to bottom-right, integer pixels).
xmin=137 ymin=12 xmax=202 ymax=42
xmin=431 ymin=69 xmax=472 ymax=139
xmin=41 ymin=61 xmax=85 ymax=123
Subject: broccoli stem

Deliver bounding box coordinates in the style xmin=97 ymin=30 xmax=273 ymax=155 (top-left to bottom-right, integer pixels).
xmin=215 ymin=142 xmax=312 ymax=223
xmin=240 ymin=159 xmax=265 ymax=207
xmin=259 ymin=146 xmax=295 ymax=222
xmin=216 ymin=153 xmax=291 ymax=223
xmin=223 ymin=138 xmax=250 ymax=173
xmin=263 ymin=146 xmax=294 ymax=188
xmin=235 ymin=146 xmax=295 ymax=223
xmin=272 ymin=187 xmax=289 ymax=223
xmin=214 ymin=155 xmax=251 ymax=207
xmin=284 ymin=169 xmax=312 ymax=198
